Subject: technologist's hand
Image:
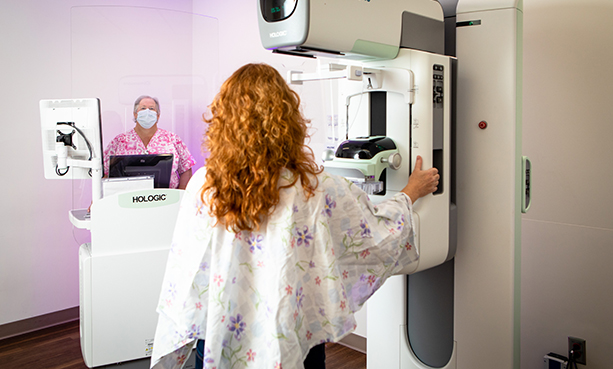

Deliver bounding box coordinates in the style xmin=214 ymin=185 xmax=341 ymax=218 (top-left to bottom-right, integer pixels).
xmin=402 ymin=155 xmax=440 ymax=203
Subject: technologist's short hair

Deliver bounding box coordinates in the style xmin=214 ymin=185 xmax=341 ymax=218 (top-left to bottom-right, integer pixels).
xmin=133 ymin=95 xmax=160 ymax=114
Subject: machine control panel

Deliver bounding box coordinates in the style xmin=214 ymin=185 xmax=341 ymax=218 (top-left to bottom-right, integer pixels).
xmin=432 ymin=64 xmax=445 ymax=195
xmin=433 ymin=64 xmax=444 ymax=105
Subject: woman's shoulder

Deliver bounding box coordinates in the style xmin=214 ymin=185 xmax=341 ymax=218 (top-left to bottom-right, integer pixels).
xmin=106 ymin=130 xmax=134 ymax=147
xmin=113 ymin=130 xmax=130 ymax=140
xmin=156 ymin=128 xmax=183 ymax=141
xmin=193 ymin=166 xmax=206 ymax=179
xmin=278 ymin=168 xmax=343 ymax=192
xmin=293 ymin=170 xmax=357 ymax=207
xmin=315 ymin=171 xmax=351 ymax=191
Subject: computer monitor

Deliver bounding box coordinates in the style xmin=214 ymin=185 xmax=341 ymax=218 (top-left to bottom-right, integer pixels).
xmin=40 ymin=98 xmax=104 ymax=179
xmin=108 ymin=154 xmax=174 ymax=188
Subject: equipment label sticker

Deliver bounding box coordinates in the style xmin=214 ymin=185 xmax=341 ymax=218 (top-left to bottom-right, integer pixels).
xmin=145 ymin=338 xmax=154 ymax=356
xmin=118 ymin=189 xmax=181 ymax=209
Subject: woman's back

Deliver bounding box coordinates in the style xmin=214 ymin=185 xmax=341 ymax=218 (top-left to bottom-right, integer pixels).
xmin=151 ymin=167 xmax=418 ymax=368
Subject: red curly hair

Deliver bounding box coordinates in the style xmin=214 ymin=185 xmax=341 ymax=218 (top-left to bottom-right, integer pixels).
xmin=201 ymin=63 xmax=322 ymax=232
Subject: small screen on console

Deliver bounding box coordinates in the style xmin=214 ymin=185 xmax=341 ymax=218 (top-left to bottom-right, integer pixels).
xmin=261 ymin=0 xmax=298 ymax=22
xmin=109 ymin=154 xmax=173 ymax=189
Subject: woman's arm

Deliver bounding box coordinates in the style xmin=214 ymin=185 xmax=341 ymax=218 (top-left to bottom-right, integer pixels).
xmin=178 ymin=168 xmax=193 ymax=190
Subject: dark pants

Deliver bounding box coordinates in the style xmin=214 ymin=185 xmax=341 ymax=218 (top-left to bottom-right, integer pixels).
xmin=303 ymin=342 xmax=326 ymax=369
xmin=196 ymin=340 xmax=326 ymax=369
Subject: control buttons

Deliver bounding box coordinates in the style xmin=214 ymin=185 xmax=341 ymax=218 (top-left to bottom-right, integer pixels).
xmin=433 ymin=85 xmax=444 ymax=104
xmin=433 ymin=64 xmax=444 ymax=104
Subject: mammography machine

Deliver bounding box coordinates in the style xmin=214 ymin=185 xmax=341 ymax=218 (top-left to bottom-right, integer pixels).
xmin=259 ymin=1 xmax=457 ymax=367
xmin=259 ymin=0 xmax=457 ymax=268
xmin=259 ymin=0 xmax=528 ymax=368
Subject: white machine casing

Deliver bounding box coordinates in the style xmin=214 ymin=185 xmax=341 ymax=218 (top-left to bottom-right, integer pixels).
xmin=329 ymin=49 xmax=455 ymax=275
xmin=260 ymin=1 xmax=458 ymax=368
xmin=79 ymin=189 xmax=183 ymax=367
xmin=261 ymin=0 xmax=455 ymax=276
xmin=453 ymin=1 xmax=524 ymax=368
xmin=258 ymin=0 xmax=444 ymax=60
xmin=282 ymin=42 xmax=457 ymax=369
xmin=337 ymin=49 xmax=456 ymax=369
xmin=39 ymin=98 xmax=103 ymax=180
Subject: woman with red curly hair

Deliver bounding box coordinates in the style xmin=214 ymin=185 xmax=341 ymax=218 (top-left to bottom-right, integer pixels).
xmin=151 ymin=63 xmax=438 ymax=369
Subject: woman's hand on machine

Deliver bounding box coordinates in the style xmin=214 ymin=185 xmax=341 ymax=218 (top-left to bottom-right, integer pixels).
xmin=402 ymin=155 xmax=439 ymax=203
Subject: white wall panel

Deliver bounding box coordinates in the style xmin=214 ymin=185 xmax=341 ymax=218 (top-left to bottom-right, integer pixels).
xmin=521 ymin=1 xmax=613 ymax=368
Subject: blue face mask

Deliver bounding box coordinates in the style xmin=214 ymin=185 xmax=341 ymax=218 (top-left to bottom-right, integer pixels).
xmin=136 ymin=109 xmax=158 ymax=129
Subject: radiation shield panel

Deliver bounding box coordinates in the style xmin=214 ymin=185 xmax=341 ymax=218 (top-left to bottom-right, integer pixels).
xmin=71 ymin=6 xmax=219 ymax=172
xmin=70 ymin=6 xmax=218 ymax=366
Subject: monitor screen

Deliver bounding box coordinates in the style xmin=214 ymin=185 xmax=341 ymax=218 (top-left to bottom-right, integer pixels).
xmin=108 ymin=154 xmax=173 ymax=188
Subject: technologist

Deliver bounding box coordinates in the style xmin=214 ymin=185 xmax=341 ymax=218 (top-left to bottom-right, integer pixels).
xmin=103 ymin=95 xmax=196 ymax=189
xmin=149 ymin=64 xmax=439 ymax=369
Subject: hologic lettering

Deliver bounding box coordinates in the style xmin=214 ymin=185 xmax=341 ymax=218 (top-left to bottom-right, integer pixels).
xmin=132 ymin=194 xmax=167 ymax=203
xmin=269 ymin=30 xmax=287 ymax=38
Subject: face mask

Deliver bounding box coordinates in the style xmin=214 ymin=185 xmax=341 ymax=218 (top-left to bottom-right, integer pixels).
xmin=136 ymin=109 xmax=158 ymax=129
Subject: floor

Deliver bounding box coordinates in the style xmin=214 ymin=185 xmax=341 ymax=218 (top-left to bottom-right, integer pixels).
xmin=0 ymin=320 xmax=366 ymax=369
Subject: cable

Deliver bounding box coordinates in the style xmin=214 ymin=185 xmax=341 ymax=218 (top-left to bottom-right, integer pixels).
xmin=568 ymin=349 xmax=579 ymax=369
xmin=56 ymin=122 xmax=95 ymax=177
xmin=56 ymin=165 xmax=69 ymax=176
xmin=345 ymin=90 xmax=366 ymax=139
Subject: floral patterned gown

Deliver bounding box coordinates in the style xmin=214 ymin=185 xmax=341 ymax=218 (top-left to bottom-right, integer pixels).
xmin=150 ymin=167 xmax=419 ymax=369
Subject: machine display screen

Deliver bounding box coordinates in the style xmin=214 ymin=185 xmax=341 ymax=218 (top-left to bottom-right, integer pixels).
xmin=109 ymin=154 xmax=173 ymax=188
xmin=260 ymin=0 xmax=298 ymax=22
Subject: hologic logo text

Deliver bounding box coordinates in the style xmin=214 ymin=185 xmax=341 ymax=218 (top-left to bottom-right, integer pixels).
xmin=270 ymin=30 xmax=287 ymax=38
xmin=133 ymin=194 xmax=167 ymax=203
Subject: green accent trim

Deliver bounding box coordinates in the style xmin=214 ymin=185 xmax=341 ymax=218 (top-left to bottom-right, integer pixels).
xmin=513 ymin=8 xmax=524 ymax=369
xmin=351 ymin=39 xmax=399 ymax=60
xmin=118 ymin=189 xmax=181 ymax=209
